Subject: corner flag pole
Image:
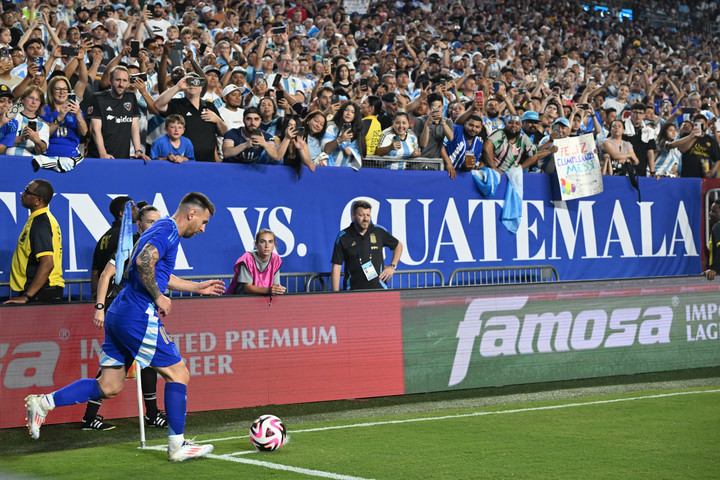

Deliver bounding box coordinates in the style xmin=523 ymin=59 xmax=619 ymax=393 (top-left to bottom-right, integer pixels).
xmin=135 ymin=364 xmax=146 ymax=448
xmin=115 ymin=202 xmax=146 ymax=447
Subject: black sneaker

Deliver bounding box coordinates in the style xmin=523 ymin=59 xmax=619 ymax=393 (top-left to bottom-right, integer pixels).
xmin=81 ymin=415 xmax=116 ymax=431
xmin=145 ymin=410 xmax=168 ymax=428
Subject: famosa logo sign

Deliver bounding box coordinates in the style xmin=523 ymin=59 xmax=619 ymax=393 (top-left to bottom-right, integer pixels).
xmin=448 ymin=296 xmax=672 ymax=387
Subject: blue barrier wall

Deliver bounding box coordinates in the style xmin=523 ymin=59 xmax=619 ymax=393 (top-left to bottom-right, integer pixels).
xmin=0 ymin=156 xmax=702 ymax=285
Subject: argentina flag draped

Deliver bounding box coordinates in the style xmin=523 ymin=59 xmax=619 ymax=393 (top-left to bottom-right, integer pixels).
xmin=114 ymin=201 xmax=134 ymax=285
xmin=471 ymin=166 xmax=524 ymax=234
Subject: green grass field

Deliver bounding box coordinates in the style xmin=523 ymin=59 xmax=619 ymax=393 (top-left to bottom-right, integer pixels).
xmin=2 ymin=369 xmax=719 ymax=480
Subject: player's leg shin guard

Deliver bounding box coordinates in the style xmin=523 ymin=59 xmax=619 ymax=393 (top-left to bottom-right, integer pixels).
xmin=164 ymin=382 xmax=187 ymax=436
xmin=52 ymin=378 xmax=102 ymax=407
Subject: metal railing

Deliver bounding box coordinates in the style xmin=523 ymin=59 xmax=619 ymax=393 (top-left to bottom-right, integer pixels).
xmin=1 ymin=266 xmax=557 ymax=301
xmin=386 ymin=269 xmax=445 ymax=289
xmin=168 ymin=272 xmax=319 ymax=297
xmin=0 ymin=278 xmax=91 ymax=302
xmin=363 ymin=155 xmax=444 ymax=171
xmin=307 ymin=269 xmax=445 ymax=292
xmin=448 ymin=265 xmax=560 ymax=286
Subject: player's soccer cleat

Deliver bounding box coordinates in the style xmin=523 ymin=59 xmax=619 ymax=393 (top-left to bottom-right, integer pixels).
xmin=81 ymin=415 xmax=116 ymax=431
xmin=145 ymin=410 xmax=168 ymax=428
xmin=25 ymin=395 xmax=49 ymax=440
xmin=168 ymin=439 xmax=214 ymax=462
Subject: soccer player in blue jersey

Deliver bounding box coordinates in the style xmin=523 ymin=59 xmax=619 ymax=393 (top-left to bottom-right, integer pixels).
xmin=24 ymin=192 xmax=225 ymax=462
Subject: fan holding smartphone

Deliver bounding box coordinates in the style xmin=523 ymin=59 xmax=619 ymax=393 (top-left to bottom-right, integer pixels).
xmin=0 ymin=85 xmax=49 ymax=157
xmin=36 ymin=76 xmax=88 ymax=165
xmin=374 ymin=111 xmax=422 ymax=169
xmin=265 ymin=53 xmax=305 ymax=115
xmin=276 ymin=116 xmax=316 ymax=174
xmin=321 ymin=101 xmax=364 ymax=170
xmin=680 ymin=115 xmax=720 ymax=178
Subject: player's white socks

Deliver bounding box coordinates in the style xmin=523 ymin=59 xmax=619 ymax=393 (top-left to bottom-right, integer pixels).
xmin=168 ymin=434 xmax=184 ymax=451
xmin=42 ymin=394 xmax=55 ymax=411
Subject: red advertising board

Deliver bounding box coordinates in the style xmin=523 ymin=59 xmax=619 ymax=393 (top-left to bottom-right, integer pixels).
xmin=0 ymin=293 xmax=405 ymax=429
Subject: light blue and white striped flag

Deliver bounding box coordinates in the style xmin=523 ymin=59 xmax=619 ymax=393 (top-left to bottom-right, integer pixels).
xmin=114 ymin=201 xmax=134 ymax=285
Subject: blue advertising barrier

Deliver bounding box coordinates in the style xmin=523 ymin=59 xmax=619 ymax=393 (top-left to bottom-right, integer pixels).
xmin=0 ymin=156 xmax=702 ymax=287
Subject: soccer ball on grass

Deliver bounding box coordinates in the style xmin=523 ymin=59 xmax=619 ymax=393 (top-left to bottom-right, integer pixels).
xmin=249 ymin=414 xmax=287 ymax=451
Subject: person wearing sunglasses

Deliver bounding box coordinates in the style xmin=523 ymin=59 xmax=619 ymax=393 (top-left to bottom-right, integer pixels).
xmin=4 ymin=179 xmax=64 ymax=304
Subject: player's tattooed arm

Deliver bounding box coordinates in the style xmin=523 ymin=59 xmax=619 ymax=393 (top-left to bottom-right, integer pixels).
xmin=136 ymin=243 xmax=162 ymax=301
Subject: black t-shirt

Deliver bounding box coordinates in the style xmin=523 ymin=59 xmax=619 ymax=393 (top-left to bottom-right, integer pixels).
xmin=708 ymin=221 xmax=720 ymax=273
xmin=522 ymin=128 xmax=545 ymax=146
xmin=91 ymin=222 xmax=121 ymax=274
xmin=163 ymin=97 xmax=222 ymax=162
xmin=681 ymin=135 xmax=720 ymax=178
xmin=9 ymin=27 xmax=22 ymax=47
xmin=331 ymin=223 xmax=399 ymax=290
xmin=97 ymin=44 xmax=116 ymax=66
xmin=86 ymin=90 xmax=140 ymax=159
xmin=623 ymin=128 xmax=656 ymax=177
xmin=377 ymin=112 xmax=393 ymax=131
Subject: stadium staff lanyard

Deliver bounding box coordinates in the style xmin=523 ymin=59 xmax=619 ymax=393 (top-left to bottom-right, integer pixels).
xmin=350 ymin=226 xmax=387 ymax=288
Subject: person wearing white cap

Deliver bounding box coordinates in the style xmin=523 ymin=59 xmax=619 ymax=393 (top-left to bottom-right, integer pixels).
xmin=200 ymin=64 xmax=223 ymax=110
xmin=224 ymin=66 xmax=249 ymax=94
xmin=449 ymin=55 xmax=465 ymax=79
xmin=218 ymin=84 xmax=245 ymax=131
xmin=88 ymin=21 xmax=115 ymax=66
xmin=144 ymin=0 xmax=172 ymax=41
xmin=199 ymin=5 xmax=215 ymax=24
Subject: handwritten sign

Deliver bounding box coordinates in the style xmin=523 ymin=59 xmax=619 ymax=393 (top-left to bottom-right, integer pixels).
xmin=343 ymin=0 xmax=370 ymax=14
xmin=553 ymin=134 xmax=603 ymax=200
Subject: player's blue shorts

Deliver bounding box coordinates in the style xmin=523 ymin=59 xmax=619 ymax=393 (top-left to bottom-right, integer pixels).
xmin=99 ymin=304 xmax=182 ymax=370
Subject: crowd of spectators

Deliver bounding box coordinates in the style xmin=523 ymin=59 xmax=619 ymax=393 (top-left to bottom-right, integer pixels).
xmin=0 ymin=0 xmax=718 ymax=178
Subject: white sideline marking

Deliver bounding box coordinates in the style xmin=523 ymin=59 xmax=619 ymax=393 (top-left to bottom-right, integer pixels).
xmin=206 ymin=453 xmax=376 ymax=480
xmin=140 ymin=388 xmax=720 ymax=479
xmin=224 ymin=450 xmax=256 ymax=456
xmin=142 ymin=444 xmax=373 ymax=479
xmin=291 ymin=388 xmax=720 ymax=434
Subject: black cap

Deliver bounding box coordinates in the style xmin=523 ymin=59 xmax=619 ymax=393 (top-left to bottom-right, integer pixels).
xmin=0 ymin=84 xmax=12 ymax=98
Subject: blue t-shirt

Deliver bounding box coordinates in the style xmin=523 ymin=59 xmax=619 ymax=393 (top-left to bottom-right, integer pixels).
xmin=150 ymin=134 xmax=196 ymax=161
xmin=108 ymin=216 xmax=179 ymax=317
xmin=0 ymin=119 xmax=18 ymax=146
xmin=223 ymin=128 xmax=274 ymax=164
xmin=39 ymin=106 xmax=85 ymax=157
